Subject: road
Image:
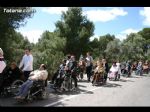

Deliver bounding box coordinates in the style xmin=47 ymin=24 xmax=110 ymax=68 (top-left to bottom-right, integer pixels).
xmin=0 ymin=73 xmax=150 ymax=107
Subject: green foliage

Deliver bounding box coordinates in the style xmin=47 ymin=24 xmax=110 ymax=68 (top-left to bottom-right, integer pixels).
xmin=89 ymin=34 xmax=115 ymax=59
xmin=105 ymin=39 xmax=121 ymax=62
xmin=121 ymin=33 xmax=145 ymax=61
xmin=55 ymin=7 xmax=94 ymax=58
xmin=138 ymin=28 xmax=150 ymax=40
xmin=0 ymin=7 xmax=35 ymax=64
xmin=33 ymin=31 xmax=66 ymax=79
xmin=9 ymin=31 xmax=31 ymax=63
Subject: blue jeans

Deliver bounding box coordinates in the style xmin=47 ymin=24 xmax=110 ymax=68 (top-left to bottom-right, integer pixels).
xmin=16 ymin=79 xmax=33 ymax=97
xmin=136 ymin=69 xmax=142 ymax=76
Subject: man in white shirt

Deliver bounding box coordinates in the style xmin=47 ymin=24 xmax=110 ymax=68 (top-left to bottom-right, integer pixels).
xmin=19 ymin=48 xmax=33 ymax=81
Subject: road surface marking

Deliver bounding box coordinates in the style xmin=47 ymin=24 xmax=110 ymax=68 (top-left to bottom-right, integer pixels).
xmin=44 ymin=87 xmax=101 ymax=107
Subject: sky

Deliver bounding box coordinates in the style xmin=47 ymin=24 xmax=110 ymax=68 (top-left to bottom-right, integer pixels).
xmin=16 ymin=7 xmax=150 ymax=43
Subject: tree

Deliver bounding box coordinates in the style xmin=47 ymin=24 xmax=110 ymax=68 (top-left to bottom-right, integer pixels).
xmin=121 ymin=33 xmax=145 ymax=61
xmin=55 ymin=7 xmax=94 ymax=58
xmin=0 ymin=7 xmax=35 ymax=63
xmin=105 ymin=39 xmax=121 ymax=62
xmin=138 ymin=28 xmax=150 ymax=40
xmin=89 ymin=34 xmax=115 ymax=59
xmin=7 ymin=31 xmax=33 ymax=64
xmin=33 ymin=31 xmax=66 ymax=78
xmin=138 ymin=28 xmax=150 ymax=53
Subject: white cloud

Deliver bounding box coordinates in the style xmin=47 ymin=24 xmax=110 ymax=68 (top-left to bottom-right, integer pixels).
xmin=140 ymin=7 xmax=150 ymax=26
xmin=121 ymin=28 xmax=139 ymax=34
xmin=19 ymin=30 xmax=43 ymax=43
xmin=42 ymin=7 xmax=68 ymax=14
xmin=83 ymin=8 xmax=128 ymax=22
xmin=90 ymin=35 xmax=99 ymax=41
xmin=116 ymin=28 xmax=140 ymax=41
xmin=115 ymin=34 xmax=127 ymax=41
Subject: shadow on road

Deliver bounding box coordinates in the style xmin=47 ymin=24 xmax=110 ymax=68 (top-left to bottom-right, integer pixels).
xmin=78 ymin=84 xmax=87 ymax=88
xmin=102 ymin=82 xmax=122 ymax=88
xmin=11 ymin=92 xmax=64 ymax=107
xmin=121 ymin=73 xmax=144 ymax=79
xmin=52 ymin=86 xmax=94 ymax=95
xmin=77 ymin=79 xmax=89 ymax=83
xmin=142 ymin=74 xmax=150 ymax=77
xmin=119 ymin=79 xmax=134 ymax=82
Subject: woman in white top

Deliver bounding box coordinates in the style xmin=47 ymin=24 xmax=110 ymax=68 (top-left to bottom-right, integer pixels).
xmin=0 ymin=48 xmax=6 ymax=93
xmin=108 ymin=62 xmax=120 ymax=80
xmin=0 ymin=48 xmax=6 ymax=74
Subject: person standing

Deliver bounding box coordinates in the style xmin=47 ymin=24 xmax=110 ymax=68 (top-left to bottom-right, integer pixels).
xmin=85 ymin=52 xmax=93 ymax=82
xmin=0 ymin=48 xmax=6 ymax=74
xmin=126 ymin=60 xmax=132 ymax=77
xmin=19 ymin=48 xmax=33 ymax=81
xmin=116 ymin=60 xmax=121 ymax=79
xmin=0 ymin=48 xmax=6 ymax=93
xmin=136 ymin=60 xmax=143 ymax=76
xmin=70 ymin=55 xmax=78 ymax=89
xmin=102 ymin=59 xmax=109 ymax=83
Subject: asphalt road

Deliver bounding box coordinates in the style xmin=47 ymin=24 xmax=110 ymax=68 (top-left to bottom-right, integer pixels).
xmin=1 ymin=73 xmax=150 ymax=107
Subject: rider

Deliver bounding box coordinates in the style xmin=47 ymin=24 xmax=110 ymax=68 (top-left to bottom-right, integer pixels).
xmin=15 ymin=64 xmax=48 ymax=100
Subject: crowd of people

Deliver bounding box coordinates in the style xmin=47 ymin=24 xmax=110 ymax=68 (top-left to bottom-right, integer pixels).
xmin=0 ymin=47 xmax=150 ymax=101
xmin=0 ymin=48 xmax=48 ymax=100
xmin=51 ymin=52 xmax=150 ymax=89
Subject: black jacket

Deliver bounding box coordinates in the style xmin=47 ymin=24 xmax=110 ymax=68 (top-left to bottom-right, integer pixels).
xmin=3 ymin=67 xmax=23 ymax=86
xmin=105 ymin=63 xmax=109 ymax=73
